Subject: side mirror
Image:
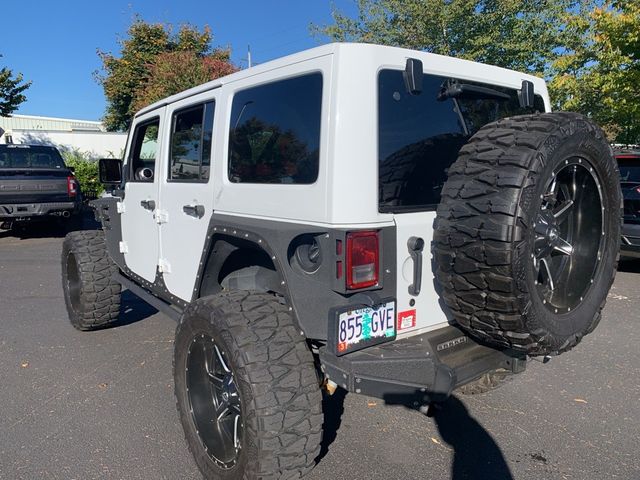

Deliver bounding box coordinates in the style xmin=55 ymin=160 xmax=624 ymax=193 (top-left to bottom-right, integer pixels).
xmin=99 ymin=158 xmax=123 ymax=185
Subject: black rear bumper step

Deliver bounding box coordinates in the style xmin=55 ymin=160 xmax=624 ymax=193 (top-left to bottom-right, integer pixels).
xmin=319 ymin=325 xmax=525 ymax=404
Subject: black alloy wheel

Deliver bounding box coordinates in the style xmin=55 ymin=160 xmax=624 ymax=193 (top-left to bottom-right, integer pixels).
xmin=533 ymin=157 xmax=604 ymax=314
xmin=186 ymin=334 xmax=242 ymax=469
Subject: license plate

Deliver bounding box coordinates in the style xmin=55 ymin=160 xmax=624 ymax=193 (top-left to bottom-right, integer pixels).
xmin=332 ymin=301 xmax=396 ymax=355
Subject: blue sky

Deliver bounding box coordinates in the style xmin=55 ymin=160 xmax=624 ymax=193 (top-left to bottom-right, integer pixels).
xmin=0 ymin=0 xmax=356 ymax=121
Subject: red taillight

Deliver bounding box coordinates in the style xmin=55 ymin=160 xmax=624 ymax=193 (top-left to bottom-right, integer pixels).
xmin=346 ymin=231 xmax=379 ymax=290
xmin=67 ymin=176 xmax=78 ymax=197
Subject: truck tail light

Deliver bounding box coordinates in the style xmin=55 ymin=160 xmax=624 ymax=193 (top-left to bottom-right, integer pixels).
xmin=67 ymin=176 xmax=78 ymax=197
xmin=346 ymin=230 xmax=379 ymax=289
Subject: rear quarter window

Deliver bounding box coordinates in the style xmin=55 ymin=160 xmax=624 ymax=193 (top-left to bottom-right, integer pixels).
xmin=228 ymin=73 xmax=322 ymax=184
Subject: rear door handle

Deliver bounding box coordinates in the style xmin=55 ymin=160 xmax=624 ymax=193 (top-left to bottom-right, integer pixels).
xmin=407 ymin=236 xmax=425 ymax=296
xmin=183 ymin=204 xmax=205 ymax=218
xmin=140 ymin=199 xmax=156 ymax=211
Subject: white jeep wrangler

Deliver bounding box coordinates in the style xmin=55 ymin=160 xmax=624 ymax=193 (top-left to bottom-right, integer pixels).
xmin=61 ymin=43 xmax=621 ymax=479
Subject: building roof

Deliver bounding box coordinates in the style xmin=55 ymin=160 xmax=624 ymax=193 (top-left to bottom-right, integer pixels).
xmin=0 ymin=114 xmax=105 ymax=133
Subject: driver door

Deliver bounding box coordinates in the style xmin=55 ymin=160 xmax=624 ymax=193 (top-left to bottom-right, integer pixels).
xmin=120 ymin=110 xmax=165 ymax=282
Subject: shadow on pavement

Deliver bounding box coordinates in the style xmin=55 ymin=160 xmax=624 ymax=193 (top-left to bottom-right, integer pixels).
xmin=432 ymin=395 xmax=514 ymax=480
xmin=113 ymin=290 xmax=160 ymax=327
xmin=316 ymin=388 xmax=347 ymax=463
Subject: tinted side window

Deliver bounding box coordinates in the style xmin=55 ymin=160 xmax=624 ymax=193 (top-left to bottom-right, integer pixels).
xmin=378 ymin=70 xmax=544 ymax=212
xmin=228 ymin=73 xmax=322 ymax=184
xmin=130 ymin=118 xmax=160 ymax=182
xmin=169 ymin=102 xmax=214 ymax=182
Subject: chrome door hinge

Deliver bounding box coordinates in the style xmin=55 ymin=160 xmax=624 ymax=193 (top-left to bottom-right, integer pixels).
xmin=158 ymin=258 xmax=171 ymax=273
xmin=116 ymin=201 xmax=125 ymax=214
xmin=154 ymin=209 xmax=169 ymax=224
xmin=119 ymin=241 xmax=128 ymax=253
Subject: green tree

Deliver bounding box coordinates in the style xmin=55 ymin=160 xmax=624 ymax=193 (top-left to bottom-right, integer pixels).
xmin=314 ymin=0 xmax=580 ymax=75
xmin=0 ymin=55 xmax=31 ymax=117
xmin=97 ymin=17 xmax=234 ymax=131
xmin=133 ymin=50 xmax=237 ymax=112
xmin=550 ymin=0 xmax=640 ymax=143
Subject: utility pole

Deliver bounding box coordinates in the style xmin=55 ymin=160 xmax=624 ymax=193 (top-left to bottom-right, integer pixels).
xmin=247 ymin=45 xmax=252 ymax=68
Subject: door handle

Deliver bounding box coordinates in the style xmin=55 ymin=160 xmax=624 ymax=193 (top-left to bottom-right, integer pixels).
xmin=183 ymin=204 xmax=205 ymax=219
xmin=140 ymin=199 xmax=156 ymax=211
xmin=407 ymin=236 xmax=425 ymax=296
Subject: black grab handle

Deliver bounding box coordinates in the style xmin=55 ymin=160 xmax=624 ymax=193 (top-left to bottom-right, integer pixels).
xmin=408 ymin=236 xmax=425 ymax=296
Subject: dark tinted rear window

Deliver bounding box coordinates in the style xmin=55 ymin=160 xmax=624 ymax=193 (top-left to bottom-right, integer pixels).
xmin=228 ymin=73 xmax=322 ymax=184
xmin=378 ymin=70 xmax=545 ymax=212
xmin=0 ymin=146 xmax=66 ymax=169
xmin=618 ymin=156 xmax=640 ymax=183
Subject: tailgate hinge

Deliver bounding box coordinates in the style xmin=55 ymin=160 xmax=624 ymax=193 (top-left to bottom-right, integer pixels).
xmin=119 ymin=241 xmax=128 ymax=253
xmin=116 ymin=201 xmax=125 ymax=214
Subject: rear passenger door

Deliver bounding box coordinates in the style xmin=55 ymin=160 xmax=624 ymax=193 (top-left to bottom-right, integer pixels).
xmin=158 ymin=94 xmax=217 ymax=301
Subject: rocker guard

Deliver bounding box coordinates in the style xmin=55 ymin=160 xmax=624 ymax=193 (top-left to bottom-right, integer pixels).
xmin=319 ymin=324 xmax=526 ymax=405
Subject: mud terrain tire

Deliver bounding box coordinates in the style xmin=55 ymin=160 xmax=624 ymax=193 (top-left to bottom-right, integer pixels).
xmin=61 ymin=230 xmax=121 ymax=330
xmin=434 ymin=112 xmax=621 ymax=356
xmin=174 ymin=291 xmax=323 ymax=479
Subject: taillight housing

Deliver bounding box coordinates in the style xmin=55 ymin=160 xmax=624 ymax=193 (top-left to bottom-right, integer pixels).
xmin=346 ymin=230 xmax=379 ymax=290
xmin=67 ymin=176 xmax=78 ymax=197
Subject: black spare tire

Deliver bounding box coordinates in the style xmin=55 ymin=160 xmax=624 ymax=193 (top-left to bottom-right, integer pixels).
xmin=434 ymin=112 xmax=621 ymax=356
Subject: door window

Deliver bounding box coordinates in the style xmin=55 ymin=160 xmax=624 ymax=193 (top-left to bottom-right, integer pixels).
xmin=130 ymin=118 xmax=160 ymax=182
xmin=169 ymin=102 xmax=215 ymax=182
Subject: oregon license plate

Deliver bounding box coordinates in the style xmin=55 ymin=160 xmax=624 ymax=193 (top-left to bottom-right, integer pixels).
xmin=332 ymin=301 xmax=396 ymax=355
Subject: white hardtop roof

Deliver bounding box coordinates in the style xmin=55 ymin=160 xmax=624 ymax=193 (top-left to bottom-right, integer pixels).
xmin=136 ymin=42 xmax=546 ymax=117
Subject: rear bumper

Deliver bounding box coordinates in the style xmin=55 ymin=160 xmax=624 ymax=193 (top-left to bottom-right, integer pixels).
xmin=621 ymin=223 xmax=640 ymax=258
xmin=319 ymin=325 xmax=525 ymax=404
xmin=0 ymin=202 xmax=79 ymax=220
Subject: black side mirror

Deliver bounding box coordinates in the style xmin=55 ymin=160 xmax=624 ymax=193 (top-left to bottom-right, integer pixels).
xmin=403 ymin=58 xmax=423 ymax=95
xmin=99 ymin=158 xmax=123 ymax=185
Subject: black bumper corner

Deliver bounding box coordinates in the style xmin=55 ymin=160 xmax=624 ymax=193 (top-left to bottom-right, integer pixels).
xmin=319 ymin=325 xmax=525 ymax=405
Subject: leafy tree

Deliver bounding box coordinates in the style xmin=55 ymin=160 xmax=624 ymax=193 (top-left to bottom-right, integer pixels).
xmin=313 ymin=0 xmax=580 ymax=75
xmin=97 ymin=18 xmax=234 ymax=131
xmin=550 ymin=0 xmax=640 ymax=143
xmin=0 ymin=55 xmax=31 ymax=117
xmin=133 ymin=50 xmax=237 ymax=112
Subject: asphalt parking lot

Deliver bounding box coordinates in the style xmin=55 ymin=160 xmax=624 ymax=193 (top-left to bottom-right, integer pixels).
xmin=1 ymin=223 xmax=639 ymax=480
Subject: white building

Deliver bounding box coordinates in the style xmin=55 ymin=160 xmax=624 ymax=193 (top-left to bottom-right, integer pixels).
xmin=0 ymin=114 xmax=127 ymax=158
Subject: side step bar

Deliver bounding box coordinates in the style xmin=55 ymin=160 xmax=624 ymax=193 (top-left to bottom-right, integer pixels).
xmin=113 ymin=272 xmax=183 ymax=322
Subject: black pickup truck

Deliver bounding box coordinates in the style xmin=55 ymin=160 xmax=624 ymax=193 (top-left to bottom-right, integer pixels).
xmin=0 ymin=144 xmax=82 ymax=227
xmin=617 ymin=149 xmax=640 ymax=258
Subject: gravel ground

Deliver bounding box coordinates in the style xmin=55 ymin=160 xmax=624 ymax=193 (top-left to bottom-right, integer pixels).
xmin=1 ymin=223 xmax=638 ymax=480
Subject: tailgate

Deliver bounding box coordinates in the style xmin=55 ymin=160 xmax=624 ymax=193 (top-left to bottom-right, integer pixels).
xmin=0 ymin=169 xmax=71 ymax=204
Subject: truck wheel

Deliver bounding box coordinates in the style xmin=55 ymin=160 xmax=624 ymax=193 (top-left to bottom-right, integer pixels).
xmin=174 ymin=291 xmax=323 ymax=480
xmin=456 ymin=369 xmax=513 ymax=395
xmin=434 ymin=112 xmax=621 ymax=356
xmin=61 ymin=230 xmax=121 ymax=330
